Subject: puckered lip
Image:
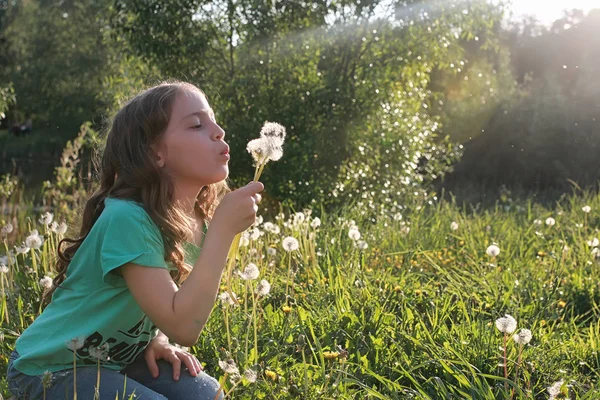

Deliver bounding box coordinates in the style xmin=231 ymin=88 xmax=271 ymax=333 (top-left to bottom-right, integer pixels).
xmin=220 ymin=145 xmax=230 ymax=155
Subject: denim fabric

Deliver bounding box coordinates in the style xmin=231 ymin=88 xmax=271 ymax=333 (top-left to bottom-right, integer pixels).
xmin=6 ymin=350 xmax=224 ymax=400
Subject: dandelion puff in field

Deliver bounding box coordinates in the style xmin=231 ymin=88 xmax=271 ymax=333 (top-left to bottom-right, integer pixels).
xmin=218 ymin=359 xmax=240 ymax=375
xmin=238 ymin=263 xmax=260 ymax=281
xmin=546 ymin=217 xmax=556 ymax=226
xmin=39 ymin=212 xmax=53 ymax=226
xmin=57 ymin=222 xmax=67 ymax=235
xmin=239 ymin=236 xmax=250 ymax=247
xmin=533 ymin=219 xmax=542 ymax=226
xmin=15 ymin=243 xmax=30 ymax=255
xmin=49 ymin=221 xmax=59 ymax=233
xmin=393 ymin=213 xmax=403 ymax=221
xmin=244 ymin=369 xmax=257 ymax=383
xmin=282 ymin=237 xmax=299 ymax=252
xmin=582 ymin=205 xmax=591 ymax=213
xmin=25 ymin=230 xmax=43 ymax=250
xmin=267 ymin=247 xmax=277 ymax=256
xmin=219 ymin=291 xmax=238 ymax=306
xmin=450 ymin=221 xmax=459 ymax=231
xmin=66 ymin=336 xmax=86 ymax=351
xmin=89 ymin=343 xmax=110 ymax=361
xmin=587 ymin=238 xmax=599 ymax=247
xmin=39 ymin=276 xmax=53 ymax=290
xmin=348 ymin=228 xmax=361 ymax=241
xmin=486 ymin=245 xmax=500 ymax=257
xmin=256 ymin=279 xmax=271 ymax=296
xmin=293 ymin=212 xmax=305 ymax=225
xmin=0 ymin=264 xmax=8 ymax=274
xmin=1 ymin=223 xmax=13 ymax=235
xmin=310 ymin=217 xmax=321 ymax=228
xmin=547 ymin=379 xmax=565 ymax=400
xmin=495 ymin=315 xmax=517 ymax=334
xmin=356 ymin=240 xmax=368 ymax=250
xmin=513 ymin=328 xmax=532 ymax=345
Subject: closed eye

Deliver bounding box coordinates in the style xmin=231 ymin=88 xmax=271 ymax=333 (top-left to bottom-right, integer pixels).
xmin=191 ymin=124 xmax=203 ymax=129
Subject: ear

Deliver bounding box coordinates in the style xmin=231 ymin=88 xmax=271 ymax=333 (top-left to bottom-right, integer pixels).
xmin=150 ymin=143 xmax=166 ymax=168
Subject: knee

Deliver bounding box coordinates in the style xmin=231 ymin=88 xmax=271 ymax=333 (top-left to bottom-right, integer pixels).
xmin=175 ymin=371 xmax=223 ymax=400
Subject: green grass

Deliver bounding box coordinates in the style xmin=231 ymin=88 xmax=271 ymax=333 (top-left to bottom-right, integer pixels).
xmin=1 ymin=185 xmax=600 ymax=399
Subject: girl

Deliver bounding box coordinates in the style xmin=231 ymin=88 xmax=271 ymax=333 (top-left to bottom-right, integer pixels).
xmin=6 ymin=80 xmax=264 ymax=399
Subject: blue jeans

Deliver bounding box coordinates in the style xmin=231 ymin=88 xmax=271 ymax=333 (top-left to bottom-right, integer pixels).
xmin=6 ymin=350 xmax=224 ymax=399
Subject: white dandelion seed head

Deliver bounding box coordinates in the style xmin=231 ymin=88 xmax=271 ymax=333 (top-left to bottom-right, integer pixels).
xmin=587 ymin=238 xmax=599 ymax=247
xmin=348 ymin=228 xmax=361 ymax=241
xmin=0 ymin=264 xmax=8 ymax=274
xmin=450 ymin=221 xmax=459 ymax=231
xmin=239 ymin=263 xmax=260 ymax=281
xmin=89 ymin=342 xmax=110 ymax=361
xmin=486 ymin=245 xmax=500 ymax=257
xmin=259 ymin=121 xmax=287 ymax=142
xmin=246 ymin=136 xmax=284 ymax=165
xmin=244 ymin=368 xmax=257 ymax=383
xmin=310 ymin=217 xmax=321 ymax=228
xmin=218 ymin=359 xmax=240 ymax=375
xmin=393 ymin=213 xmax=403 ymax=221
xmin=56 ymin=222 xmax=67 ymax=235
xmin=267 ymin=247 xmax=277 ymax=256
xmin=1 ymin=223 xmax=13 ymax=235
xmin=240 ymin=236 xmax=250 ymax=247
xmin=547 ymin=379 xmax=565 ymax=399
xmin=66 ymin=336 xmax=86 ymax=351
xmin=249 ymin=228 xmax=261 ymax=241
xmin=39 ymin=276 xmax=53 ymax=289
xmin=545 ymin=217 xmax=556 ymax=226
xmin=495 ymin=314 xmax=517 ymax=334
xmin=533 ymin=219 xmax=542 ymax=226
xmin=25 ymin=230 xmax=43 ymax=250
xmin=219 ymin=291 xmax=238 ymax=306
xmin=253 ymin=215 xmax=263 ymax=227
xmin=282 ymin=236 xmax=299 ymax=252
xmin=582 ymin=205 xmax=591 ymax=213
xmin=512 ymin=328 xmax=532 ymax=345
xmin=293 ymin=212 xmax=305 ymax=225
xmin=229 ymin=372 xmax=242 ymax=385
xmin=15 ymin=243 xmax=30 ymax=255
xmin=356 ymin=240 xmax=369 ymax=250
xmin=39 ymin=212 xmax=54 ymax=226
xmin=49 ymin=221 xmax=59 ymax=233
xmin=256 ymin=279 xmax=271 ymax=296
xmin=263 ymin=222 xmax=275 ymax=233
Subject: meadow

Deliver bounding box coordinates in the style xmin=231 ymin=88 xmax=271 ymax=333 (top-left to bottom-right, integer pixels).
xmin=1 ymin=142 xmax=600 ymax=399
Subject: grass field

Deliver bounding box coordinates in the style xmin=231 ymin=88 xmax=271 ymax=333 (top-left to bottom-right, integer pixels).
xmin=1 ymin=185 xmax=599 ymax=399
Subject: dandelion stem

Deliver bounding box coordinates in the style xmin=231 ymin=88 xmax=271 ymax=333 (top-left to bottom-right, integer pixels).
xmin=503 ymin=333 xmax=508 ymax=392
xmin=224 ymin=305 xmax=232 ymax=353
xmin=252 ymin=291 xmax=258 ymax=364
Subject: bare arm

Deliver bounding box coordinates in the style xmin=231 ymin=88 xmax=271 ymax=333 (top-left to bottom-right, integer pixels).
xmin=121 ymin=223 xmax=236 ymax=347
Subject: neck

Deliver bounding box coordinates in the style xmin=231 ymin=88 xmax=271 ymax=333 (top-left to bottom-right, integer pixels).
xmin=172 ymin=182 xmax=204 ymax=218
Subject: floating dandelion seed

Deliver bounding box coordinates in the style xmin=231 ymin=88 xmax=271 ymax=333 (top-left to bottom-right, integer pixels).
xmin=238 ymin=263 xmax=260 ymax=281
xmin=25 ymin=230 xmax=43 ymax=250
xmin=218 ymin=359 xmax=239 ymax=375
xmin=582 ymin=205 xmax=591 ymax=213
xmin=282 ymin=237 xmax=299 ymax=252
xmin=256 ymin=279 xmax=271 ymax=296
xmin=495 ymin=315 xmax=517 ymax=334
xmin=513 ymin=328 xmax=532 ymax=345
xmin=486 ymin=245 xmax=500 ymax=257
xmin=39 ymin=212 xmax=53 ymax=226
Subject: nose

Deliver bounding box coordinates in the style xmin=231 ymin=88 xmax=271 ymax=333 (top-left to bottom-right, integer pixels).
xmin=213 ymin=124 xmax=226 ymax=141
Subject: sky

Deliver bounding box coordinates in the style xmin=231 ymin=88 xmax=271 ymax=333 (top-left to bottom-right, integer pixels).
xmin=509 ymin=0 xmax=598 ymax=25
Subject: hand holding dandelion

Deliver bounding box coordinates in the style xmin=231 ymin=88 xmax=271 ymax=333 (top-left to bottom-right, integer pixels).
xmin=224 ymin=122 xmax=286 ymax=304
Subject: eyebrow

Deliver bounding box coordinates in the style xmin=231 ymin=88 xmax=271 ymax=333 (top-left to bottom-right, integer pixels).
xmin=181 ymin=108 xmax=215 ymax=122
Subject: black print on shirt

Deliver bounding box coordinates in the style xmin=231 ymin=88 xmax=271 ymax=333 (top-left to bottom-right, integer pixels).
xmin=73 ymin=315 xmax=157 ymax=366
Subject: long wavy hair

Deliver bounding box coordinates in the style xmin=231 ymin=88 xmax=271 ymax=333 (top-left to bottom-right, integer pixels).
xmin=46 ymin=80 xmax=231 ymax=299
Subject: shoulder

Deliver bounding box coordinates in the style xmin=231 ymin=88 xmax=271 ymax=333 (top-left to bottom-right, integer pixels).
xmin=100 ymin=197 xmax=160 ymax=234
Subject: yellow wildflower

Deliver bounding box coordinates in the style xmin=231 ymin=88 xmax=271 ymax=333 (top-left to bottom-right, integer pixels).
xmin=282 ymin=305 xmax=292 ymax=313
xmin=323 ymin=351 xmax=340 ymax=360
xmin=265 ymin=370 xmax=278 ymax=381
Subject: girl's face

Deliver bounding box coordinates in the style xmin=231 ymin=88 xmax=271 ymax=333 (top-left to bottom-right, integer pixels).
xmin=155 ymin=89 xmax=229 ymax=188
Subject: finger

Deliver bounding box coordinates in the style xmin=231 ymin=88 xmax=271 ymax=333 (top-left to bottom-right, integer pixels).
xmin=144 ymin=350 xmax=160 ymax=379
xmin=254 ymin=193 xmax=262 ymax=204
xmin=168 ymin=353 xmax=182 ymax=381
xmin=179 ymin=353 xmax=198 ymax=377
xmin=194 ymin=357 xmax=204 ymax=372
xmin=242 ymin=181 xmax=264 ymax=194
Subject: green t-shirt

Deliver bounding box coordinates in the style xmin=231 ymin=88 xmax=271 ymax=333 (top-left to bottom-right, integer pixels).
xmin=14 ymin=197 xmax=206 ymax=376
